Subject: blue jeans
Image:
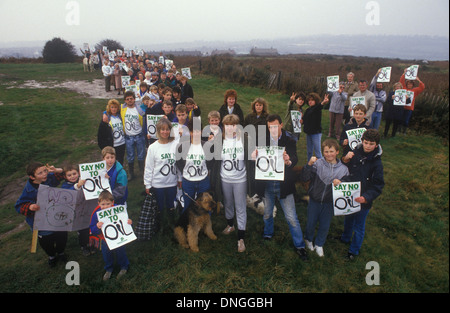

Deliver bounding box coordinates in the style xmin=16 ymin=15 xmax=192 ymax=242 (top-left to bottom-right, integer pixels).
xmin=306 ymin=133 xmax=322 ymax=161
xmin=182 ymin=177 xmax=211 ymax=213
xmin=263 ymin=181 xmax=305 ymax=249
xmin=403 ymin=110 xmax=413 ymax=127
xmin=341 ymin=208 xmax=371 ymax=255
xmin=101 ymin=240 xmax=129 ymax=272
xmin=305 ymin=199 xmax=333 ymax=247
xmin=125 ymin=134 xmax=146 ymax=163
xmin=370 ymin=112 xmax=382 ymax=130
xmin=154 ymin=186 xmax=177 ymax=212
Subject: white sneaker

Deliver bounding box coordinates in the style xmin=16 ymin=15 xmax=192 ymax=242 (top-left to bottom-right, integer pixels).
xmin=222 ymin=225 xmax=235 ymax=235
xmin=315 ymin=246 xmax=324 ymax=257
xmin=237 ymin=239 xmax=246 ymax=253
xmin=305 ymin=240 xmax=314 ymax=251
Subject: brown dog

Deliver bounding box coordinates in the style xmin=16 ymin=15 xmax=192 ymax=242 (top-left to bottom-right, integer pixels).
xmin=174 ymin=192 xmax=217 ymax=252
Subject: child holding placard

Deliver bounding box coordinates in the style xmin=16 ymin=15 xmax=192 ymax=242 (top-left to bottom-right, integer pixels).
xmin=340 ymin=129 xmax=384 ymax=260
xmin=89 ymin=190 xmax=131 ymax=281
xmin=15 ymin=162 xmax=67 ymax=267
xmin=102 ymin=146 xmax=128 ymax=205
xmin=299 ymin=139 xmax=349 ymax=257
xmin=339 ymin=104 xmax=371 ymax=156
xmin=61 ymin=164 xmax=92 ymax=256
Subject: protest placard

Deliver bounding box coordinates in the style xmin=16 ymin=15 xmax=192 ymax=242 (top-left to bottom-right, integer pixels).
xmin=121 ymin=76 xmax=131 ymax=88
xmin=165 ymin=59 xmax=173 ymax=71
xmin=79 ymin=161 xmax=111 ymax=200
xmin=406 ymin=90 xmax=414 ymax=107
xmin=405 ymin=65 xmax=419 ymax=80
xmin=181 ymin=67 xmax=192 ymax=79
xmin=333 ymin=182 xmax=361 ymax=216
xmin=34 ymin=185 xmax=97 ymax=231
xmin=255 ymin=146 xmax=285 ymax=181
xmin=377 ymin=67 xmax=392 ymax=82
xmin=290 ymin=111 xmax=302 ymax=133
xmin=97 ymin=204 xmax=136 ymax=250
xmin=327 ymin=75 xmax=339 ymax=92
xmin=350 ymin=96 xmax=365 ymax=116
xmin=346 ymin=128 xmax=366 ymax=150
xmin=147 ymin=115 xmax=165 ymax=139
xmin=393 ymin=89 xmax=407 ymax=106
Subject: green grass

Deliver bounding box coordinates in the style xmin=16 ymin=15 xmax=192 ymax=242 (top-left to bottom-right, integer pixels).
xmin=0 ymin=63 xmax=448 ymax=293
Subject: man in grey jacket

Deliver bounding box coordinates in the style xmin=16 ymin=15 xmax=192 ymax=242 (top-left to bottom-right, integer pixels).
xmin=351 ymin=80 xmax=376 ymax=124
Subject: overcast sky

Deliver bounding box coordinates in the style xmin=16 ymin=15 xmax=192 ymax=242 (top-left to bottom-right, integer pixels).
xmin=0 ymin=0 xmax=448 ymax=47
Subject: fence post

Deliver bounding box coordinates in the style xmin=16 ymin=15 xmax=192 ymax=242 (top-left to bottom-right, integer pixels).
xmin=276 ymin=71 xmax=282 ymax=90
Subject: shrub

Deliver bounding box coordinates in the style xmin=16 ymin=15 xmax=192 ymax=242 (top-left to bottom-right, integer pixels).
xmin=42 ymin=37 xmax=76 ymax=63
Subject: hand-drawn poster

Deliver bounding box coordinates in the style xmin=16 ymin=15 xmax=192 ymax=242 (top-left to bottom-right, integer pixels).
xmin=181 ymin=67 xmax=192 ymax=79
xmin=393 ymin=89 xmax=407 ymax=106
xmin=405 ymin=65 xmax=419 ymax=80
xmin=34 ymin=185 xmax=97 ymax=231
xmin=290 ymin=111 xmax=302 ymax=133
xmin=97 ymin=204 xmax=136 ymax=250
xmin=79 ymin=161 xmax=111 ymax=200
xmin=333 ymin=182 xmax=361 ymax=216
xmin=345 ymin=128 xmax=366 ymax=150
xmin=121 ymin=76 xmax=131 ymax=88
xmin=327 ymin=75 xmax=339 ymax=92
xmin=377 ymin=67 xmax=392 ymax=82
xmin=255 ymin=146 xmax=285 ymax=181
xmin=147 ymin=115 xmax=165 ymax=139
xmin=405 ymin=90 xmax=414 ymax=107
xmin=165 ymin=59 xmax=173 ymax=71
xmin=350 ymin=96 xmax=365 ymax=116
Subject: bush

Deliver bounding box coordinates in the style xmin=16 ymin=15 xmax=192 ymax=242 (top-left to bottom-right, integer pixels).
xmin=42 ymin=37 xmax=76 ymax=63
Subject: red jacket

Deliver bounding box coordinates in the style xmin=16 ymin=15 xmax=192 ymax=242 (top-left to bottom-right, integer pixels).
xmin=400 ymin=73 xmax=425 ymax=111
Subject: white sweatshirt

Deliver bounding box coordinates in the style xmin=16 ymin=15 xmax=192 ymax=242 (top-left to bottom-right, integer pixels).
xmin=220 ymin=137 xmax=246 ymax=184
xmin=144 ymin=140 xmax=179 ymax=189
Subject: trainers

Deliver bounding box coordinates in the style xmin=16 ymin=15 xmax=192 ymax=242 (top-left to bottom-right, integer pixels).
xmin=346 ymin=252 xmax=356 ymax=261
xmin=48 ymin=256 xmax=58 ymax=268
xmin=103 ymin=271 xmax=112 ymax=281
xmin=117 ymin=269 xmax=127 ymax=279
xmin=222 ymin=225 xmax=235 ymax=235
xmin=305 ymin=239 xmax=314 ymax=251
xmin=295 ymin=247 xmax=308 ymax=261
xmin=315 ymin=246 xmax=324 ymax=257
xmin=237 ymin=239 xmax=246 ymax=253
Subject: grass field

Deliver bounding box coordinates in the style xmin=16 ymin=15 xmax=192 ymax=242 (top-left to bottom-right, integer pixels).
xmin=0 ymin=62 xmax=448 ymax=293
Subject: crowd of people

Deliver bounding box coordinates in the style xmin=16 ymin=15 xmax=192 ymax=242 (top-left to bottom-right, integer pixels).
xmin=15 ymin=51 xmax=426 ymax=281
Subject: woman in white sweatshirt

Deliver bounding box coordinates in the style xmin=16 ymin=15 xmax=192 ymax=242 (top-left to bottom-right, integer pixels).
xmin=144 ymin=118 xmax=180 ymax=212
xmin=219 ymin=114 xmax=248 ymax=252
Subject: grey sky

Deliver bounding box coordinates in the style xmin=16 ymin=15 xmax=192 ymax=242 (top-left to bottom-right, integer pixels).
xmin=0 ymin=0 xmax=448 ymax=47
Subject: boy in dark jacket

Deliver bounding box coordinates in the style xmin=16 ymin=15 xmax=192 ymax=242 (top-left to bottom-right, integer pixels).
xmin=340 ymin=129 xmax=385 ymax=260
xmin=252 ymin=114 xmax=308 ymax=261
xmin=15 ymin=162 xmax=67 ymax=267
xmin=340 ymin=104 xmax=372 ymax=156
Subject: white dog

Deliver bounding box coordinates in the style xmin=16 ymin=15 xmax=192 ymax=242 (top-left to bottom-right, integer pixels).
xmin=247 ymin=194 xmax=277 ymax=217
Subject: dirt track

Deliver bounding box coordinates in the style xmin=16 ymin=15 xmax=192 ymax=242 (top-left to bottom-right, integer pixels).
xmin=7 ymin=79 xmax=119 ymax=99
